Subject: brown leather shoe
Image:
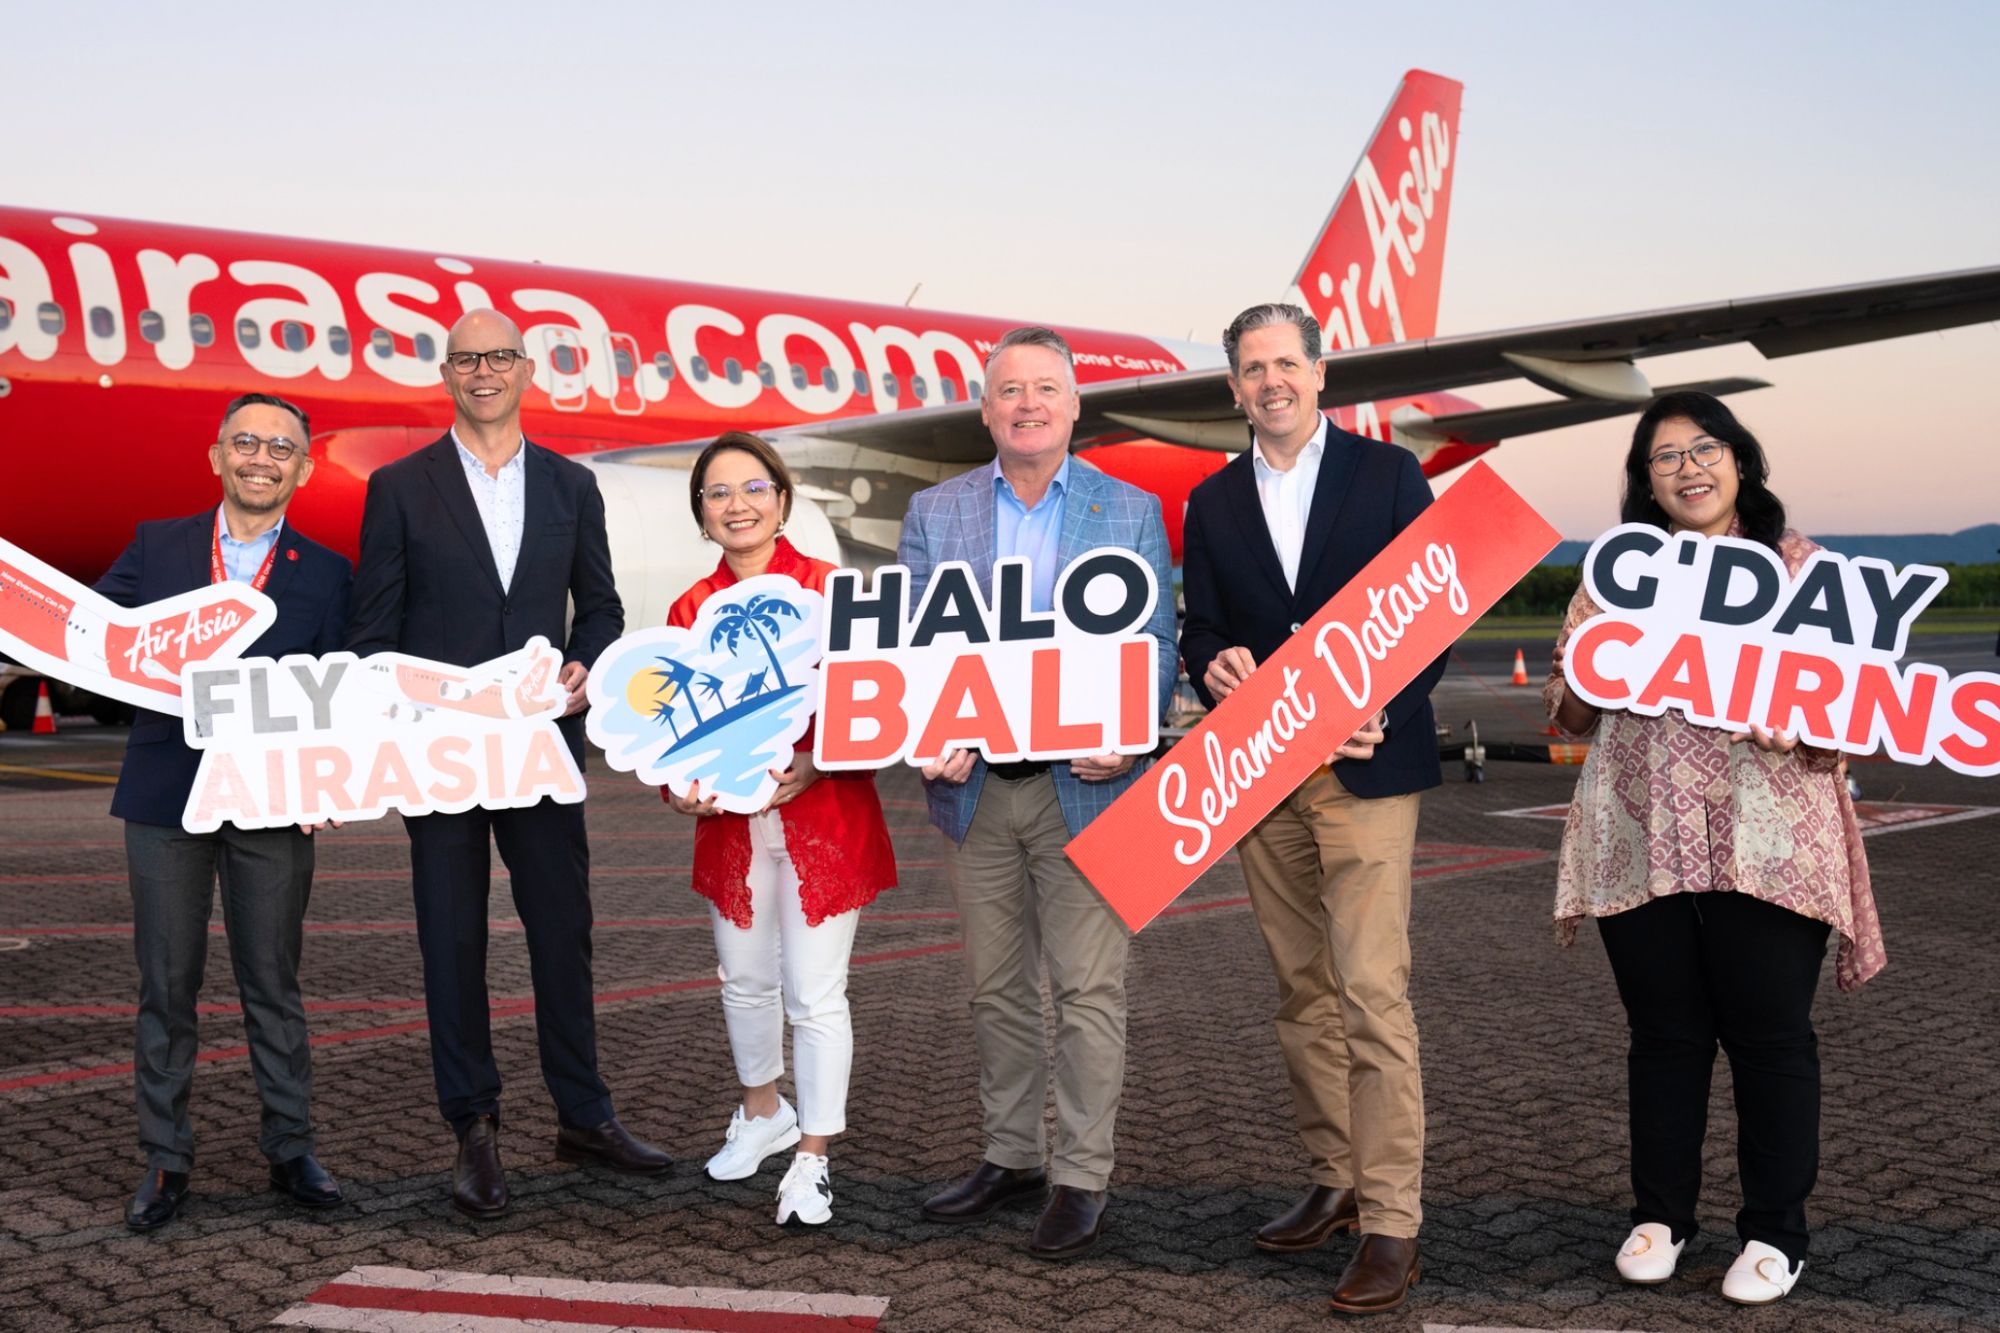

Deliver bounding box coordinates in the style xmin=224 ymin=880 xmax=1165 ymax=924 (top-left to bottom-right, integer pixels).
xmin=1329 ymin=1234 xmax=1420 ymax=1315
xmin=1255 ymin=1184 xmax=1359 ymax=1252
xmin=920 ymin=1161 xmax=1048 ymax=1222
xmin=1027 ymin=1185 xmax=1108 ymax=1260
xmin=555 ymin=1117 xmax=673 ymax=1174
xmin=453 ymin=1115 xmax=509 ymax=1219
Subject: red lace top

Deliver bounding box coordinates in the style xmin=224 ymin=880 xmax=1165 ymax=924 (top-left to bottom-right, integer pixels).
xmin=664 ymin=537 xmax=897 ymax=927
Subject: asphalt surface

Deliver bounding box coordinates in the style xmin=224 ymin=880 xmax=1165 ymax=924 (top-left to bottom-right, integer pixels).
xmin=1 ymin=655 xmax=1997 ymax=1332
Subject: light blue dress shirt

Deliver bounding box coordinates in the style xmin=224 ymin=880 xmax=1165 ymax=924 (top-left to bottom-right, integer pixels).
xmin=214 ymin=506 xmax=282 ymax=584
xmin=452 ymin=428 xmax=527 ymax=589
xmin=992 ymin=454 xmax=1070 ymax=611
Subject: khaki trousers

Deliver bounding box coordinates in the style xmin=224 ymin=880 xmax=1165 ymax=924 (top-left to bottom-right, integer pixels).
xmin=943 ymin=772 xmax=1130 ymax=1191
xmin=1237 ymin=767 xmax=1424 ymax=1237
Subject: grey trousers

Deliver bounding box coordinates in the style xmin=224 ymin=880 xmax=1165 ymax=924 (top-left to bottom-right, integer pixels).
xmin=125 ymin=820 xmax=316 ymax=1172
xmin=942 ymin=772 xmax=1130 ymax=1191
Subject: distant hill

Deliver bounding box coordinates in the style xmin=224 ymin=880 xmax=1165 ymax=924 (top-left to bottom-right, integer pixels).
xmin=1543 ymin=523 xmax=2000 ymax=566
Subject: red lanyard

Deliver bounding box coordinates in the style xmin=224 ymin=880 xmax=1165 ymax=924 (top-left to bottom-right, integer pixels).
xmin=211 ymin=520 xmax=281 ymax=591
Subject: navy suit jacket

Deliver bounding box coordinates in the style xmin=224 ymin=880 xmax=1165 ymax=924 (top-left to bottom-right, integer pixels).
xmin=1179 ymin=422 xmax=1446 ymax=799
xmin=95 ymin=511 xmax=352 ymax=826
xmin=343 ymin=433 xmax=623 ymax=761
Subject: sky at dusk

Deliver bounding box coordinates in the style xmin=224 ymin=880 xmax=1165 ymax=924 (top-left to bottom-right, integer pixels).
xmin=12 ymin=1 xmax=1997 ymax=538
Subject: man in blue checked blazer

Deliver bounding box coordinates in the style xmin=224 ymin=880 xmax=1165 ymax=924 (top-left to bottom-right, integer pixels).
xmin=901 ymin=326 xmax=1175 ymax=1261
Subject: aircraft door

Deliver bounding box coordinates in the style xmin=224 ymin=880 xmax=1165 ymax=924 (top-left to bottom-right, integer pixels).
xmin=539 ymin=325 xmax=588 ymax=412
xmin=605 ymin=332 xmax=644 ymax=415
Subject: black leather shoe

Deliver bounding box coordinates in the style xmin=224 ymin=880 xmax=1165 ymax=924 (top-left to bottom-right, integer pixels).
xmin=1028 ymin=1185 xmax=1108 ymax=1259
xmin=555 ymin=1117 xmax=673 ymax=1174
xmin=453 ymin=1115 xmax=509 ymax=1219
xmin=126 ymin=1168 xmax=190 ymax=1231
xmin=269 ymin=1153 xmax=343 ymax=1208
xmin=1255 ymin=1184 xmax=1359 ymax=1252
xmin=921 ymin=1161 xmax=1048 ymax=1222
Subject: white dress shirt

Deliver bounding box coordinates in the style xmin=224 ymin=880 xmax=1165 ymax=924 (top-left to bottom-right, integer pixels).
xmin=1250 ymin=413 xmax=1329 ymax=592
xmin=451 ymin=428 xmax=527 ymax=590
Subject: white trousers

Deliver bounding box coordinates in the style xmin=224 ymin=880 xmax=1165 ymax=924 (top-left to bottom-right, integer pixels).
xmin=710 ymin=810 xmax=861 ymax=1136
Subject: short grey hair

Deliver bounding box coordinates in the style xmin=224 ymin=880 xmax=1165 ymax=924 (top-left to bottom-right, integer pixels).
xmin=1222 ymin=303 xmax=1322 ymax=374
xmin=984 ymin=325 xmax=1075 ymax=387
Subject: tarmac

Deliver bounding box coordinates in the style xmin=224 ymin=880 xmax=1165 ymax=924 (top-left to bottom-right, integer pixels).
xmin=1 ymin=643 xmax=1996 ymax=1332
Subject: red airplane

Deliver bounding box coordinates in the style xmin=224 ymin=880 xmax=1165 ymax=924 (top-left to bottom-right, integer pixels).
xmin=4 ymin=68 xmax=1998 ymax=730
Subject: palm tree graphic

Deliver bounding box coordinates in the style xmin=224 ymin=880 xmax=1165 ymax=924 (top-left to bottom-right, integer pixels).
xmin=650 ymin=656 xmax=711 ymax=728
xmin=709 ymin=594 xmax=803 ymax=689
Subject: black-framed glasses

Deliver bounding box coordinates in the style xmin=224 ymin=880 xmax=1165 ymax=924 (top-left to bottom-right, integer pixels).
xmin=220 ymin=433 xmax=304 ymax=462
xmin=700 ymin=479 xmax=779 ymax=508
xmin=443 ymin=348 xmax=526 ymax=375
xmin=1649 ymin=440 xmax=1728 ymax=475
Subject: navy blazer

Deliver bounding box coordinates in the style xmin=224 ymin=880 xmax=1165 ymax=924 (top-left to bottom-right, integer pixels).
xmin=1179 ymin=423 xmax=1446 ymax=799
xmin=343 ymin=433 xmax=624 ymax=760
xmin=95 ymin=511 xmax=353 ymax=826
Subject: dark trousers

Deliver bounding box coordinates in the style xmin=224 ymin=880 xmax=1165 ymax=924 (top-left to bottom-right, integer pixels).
xmin=1598 ymin=892 xmax=1831 ymax=1266
xmin=125 ymin=820 xmax=316 ymax=1173
xmin=405 ymin=798 xmax=612 ymax=1135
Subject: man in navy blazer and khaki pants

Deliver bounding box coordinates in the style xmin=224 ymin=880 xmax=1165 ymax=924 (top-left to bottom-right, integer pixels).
xmin=98 ymin=392 xmax=351 ymax=1231
xmin=346 ymin=310 xmax=669 ymax=1219
xmin=1180 ymin=304 xmax=1446 ymax=1316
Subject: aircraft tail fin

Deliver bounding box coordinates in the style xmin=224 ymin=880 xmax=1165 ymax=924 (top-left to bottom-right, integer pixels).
xmin=1289 ymin=69 xmax=1464 ymax=350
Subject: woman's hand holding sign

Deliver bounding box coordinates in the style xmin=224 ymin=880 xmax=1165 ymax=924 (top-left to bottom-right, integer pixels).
xmin=763 ymin=750 xmax=821 ymax=810
xmin=667 ymin=780 xmax=721 ymax=817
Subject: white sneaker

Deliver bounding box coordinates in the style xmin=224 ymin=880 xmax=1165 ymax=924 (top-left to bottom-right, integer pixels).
xmin=775 ymin=1151 xmax=832 ymax=1225
xmin=1614 ymin=1222 xmax=1683 ymax=1284
xmin=703 ymin=1099 xmax=801 ymax=1181
xmin=1722 ymin=1240 xmax=1803 ymax=1305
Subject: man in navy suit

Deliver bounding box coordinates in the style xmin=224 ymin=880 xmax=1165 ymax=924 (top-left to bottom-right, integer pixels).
xmin=96 ymin=392 xmax=352 ymax=1231
xmin=1180 ymin=304 xmax=1446 ymax=1316
xmin=346 ymin=310 xmax=668 ymax=1219
xmin=901 ymin=327 xmax=1177 ymax=1260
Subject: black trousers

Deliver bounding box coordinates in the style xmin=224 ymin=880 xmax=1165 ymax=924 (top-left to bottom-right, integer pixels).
xmin=1598 ymin=892 xmax=1831 ymax=1266
xmin=405 ymin=798 xmax=612 ymax=1135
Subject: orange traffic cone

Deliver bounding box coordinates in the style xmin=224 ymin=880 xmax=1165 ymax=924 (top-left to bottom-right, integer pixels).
xmin=32 ymin=681 xmax=57 ymax=733
xmin=1510 ymin=649 xmax=1530 ymax=687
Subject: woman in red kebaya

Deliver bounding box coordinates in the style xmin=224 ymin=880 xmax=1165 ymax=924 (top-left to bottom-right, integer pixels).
xmin=663 ymin=431 xmax=895 ymax=1228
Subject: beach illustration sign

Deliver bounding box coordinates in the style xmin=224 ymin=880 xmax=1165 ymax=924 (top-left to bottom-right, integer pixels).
xmin=585 ymin=574 xmax=825 ymax=813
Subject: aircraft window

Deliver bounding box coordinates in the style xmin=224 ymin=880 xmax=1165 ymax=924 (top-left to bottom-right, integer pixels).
xmin=724 ymin=357 xmax=743 ymax=386
xmin=413 ymin=332 xmax=436 ymax=363
xmin=278 ymin=320 xmax=308 ymax=353
xmin=236 ymin=317 xmax=262 ymax=350
xmin=853 ymin=369 xmax=870 ymax=397
xmin=653 ymin=352 xmax=676 ymax=380
xmin=369 ymin=328 xmax=393 ymax=359
xmin=0 ymin=298 xmax=9 ymax=331
xmin=790 ymin=363 xmax=808 ymax=391
xmin=690 ymin=355 xmax=710 ymax=381
xmin=37 ymin=302 xmax=64 ymax=336
xmin=757 ymin=360 xmax=776 ymax=388
xmin=190 ymin=314 xmax=215 ymax=347
xmin=969 ymin=379 xmax=981 ymax=399
xmin=137 ymin=310 xmax=164 ymax=343
xmin=941 ymin=378 xmax=957 ymax=403
xmin=821 ymin=366 xmax=838 ymax=393
xmin=614 ymin=347 xmax=635 ymax=379
xmin=551 ymin=344 xmax=579 ymax=375
xmin=880 ymin=372 xmax=898 ymax=400
xmin=912 ymin=375 xmax=930 ymax=402
xmin=89 ymin=306 xmax=117 ymax=339
xmin=328 ymin=325 xmax=351 ymax=356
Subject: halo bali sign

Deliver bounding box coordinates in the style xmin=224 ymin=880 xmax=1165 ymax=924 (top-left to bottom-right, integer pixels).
xmin=1561 ymin=524 xmax=2000 ymax=775
xmin=811 ymin=551 xmax=1161 ymax=771
xmin=585 ymin=575 xmax=825 ymax=815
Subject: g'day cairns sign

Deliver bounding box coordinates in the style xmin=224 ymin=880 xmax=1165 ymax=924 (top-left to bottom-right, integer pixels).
xmin=1561 ymin=525 xmax=2000 ymax=774
xmin=1067 ymin=463 xmax=1560 ymax=932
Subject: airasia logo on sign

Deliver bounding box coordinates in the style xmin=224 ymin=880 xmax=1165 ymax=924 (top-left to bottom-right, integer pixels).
xmin=111 ymin=605 xmax=247 ymax=683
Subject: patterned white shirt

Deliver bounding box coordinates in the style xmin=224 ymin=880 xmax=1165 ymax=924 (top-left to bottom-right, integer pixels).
xmin=1250 ymin=413 xmax=1328 ymax=592
xmin=451 ymin=428 xmax=526 ymax=589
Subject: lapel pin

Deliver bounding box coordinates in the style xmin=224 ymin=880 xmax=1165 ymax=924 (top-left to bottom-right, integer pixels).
xmin=286 ymin=549 xmax=298 ymax=561
xmin=1090 ymin=503 xmax=1101 ymax=513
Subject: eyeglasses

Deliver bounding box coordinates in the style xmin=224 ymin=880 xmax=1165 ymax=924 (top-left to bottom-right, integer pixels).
xmin=700 ymin=479 xmax=779 ymax=507
xmin=1648 ymin=440 xmax=1728 ymax=475
xmin=220 ymin=433 xmax=304 ymax=462
xmin=443 ymin=348 xmax=526 ymax=375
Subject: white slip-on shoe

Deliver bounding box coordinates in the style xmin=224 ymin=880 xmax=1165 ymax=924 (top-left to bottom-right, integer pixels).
xmin=703 ymin=1098 xmax=802 ymax=1182
xmin=1614 ymin=1222 xmax=1684 ymax=1284
xmin=1721 ymin=1240 xmax=1803 ymax=1305
xmin=775 ymin=1152 xmax=832 ymax=1226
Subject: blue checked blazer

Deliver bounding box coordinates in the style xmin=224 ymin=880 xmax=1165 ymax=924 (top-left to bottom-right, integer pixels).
xmin=896 ymin=458 xmax=1177 ymax=842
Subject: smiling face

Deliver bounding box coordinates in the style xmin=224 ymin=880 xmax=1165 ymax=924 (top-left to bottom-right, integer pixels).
xmin=1646 ymin=415 xmax=1740 ymax=535
xmin=697 ymin=447 xmax=783 ymax=563
xmin=979 ymin=342 xmax=1080 ymax=470
xmin=1229 ymin=321 xmax=1326 ymax=452
xmin=209 ymin=401 xmax=312 ymax=517
xmin=443 ymin=309 xmax=534 ymax=431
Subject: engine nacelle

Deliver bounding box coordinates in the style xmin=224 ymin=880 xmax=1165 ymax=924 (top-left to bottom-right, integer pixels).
xmin=580 ymin=458 xmax=842 ymax=629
